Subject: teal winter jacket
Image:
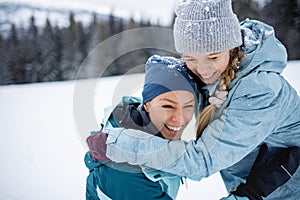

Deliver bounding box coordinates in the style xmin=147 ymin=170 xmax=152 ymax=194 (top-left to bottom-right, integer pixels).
xmin=85 ymin=97 xmax=181 ymax=200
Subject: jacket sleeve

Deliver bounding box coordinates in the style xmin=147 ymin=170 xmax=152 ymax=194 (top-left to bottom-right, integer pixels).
xmin=220 ymin=194 xmax=249 ymax=200
xmin=106 ymin=72 xmax=283 ymax=179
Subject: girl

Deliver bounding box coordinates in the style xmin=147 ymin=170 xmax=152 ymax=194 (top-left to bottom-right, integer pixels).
xmin=99 ymin=0 xmax=300 ymax=199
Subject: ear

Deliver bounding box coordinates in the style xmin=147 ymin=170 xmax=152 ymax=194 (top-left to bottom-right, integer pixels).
xmin=144 ymin=102 xmax=150 ymax=112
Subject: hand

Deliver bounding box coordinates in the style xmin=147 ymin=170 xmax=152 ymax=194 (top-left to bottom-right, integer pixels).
xmin=86 ymin=132 xmax=110 ymax=162
xmin=209 ymin=89 xmax=228 ymax=108
xmin=232 ymin=144 xmax=300 ymax=200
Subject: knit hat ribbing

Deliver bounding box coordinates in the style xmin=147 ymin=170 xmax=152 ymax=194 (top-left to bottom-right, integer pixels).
xmin=142 ymin=55 xmax=195 ymax=104
xmin=174 ymin=0 xmax=243 ymax=54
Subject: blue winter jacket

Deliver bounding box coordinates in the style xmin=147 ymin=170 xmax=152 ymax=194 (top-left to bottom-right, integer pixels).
xmin=105 ymin=19 xmax=300 ymax=199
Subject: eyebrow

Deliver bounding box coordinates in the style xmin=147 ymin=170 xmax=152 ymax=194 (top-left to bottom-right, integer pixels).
xmin=209 ymin=52 xmax=222 ymax=56
xmin=182 ymin=55 xmax=193 ymax=59
xmin=159 ymin=98 xmax=177 ymax=104
xmin=183 ymin=52 xmax=222 ymax=58
xmin=159 ymin=98 xmax=195 ymax=105
xmin=184 ymin=99 xmax=195 ymax=105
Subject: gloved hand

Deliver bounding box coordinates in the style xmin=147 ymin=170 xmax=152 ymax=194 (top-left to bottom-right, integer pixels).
xmin=209 ymin=89 xmax=228 ymax=108
xmin=232 ymin=144 xmax=300 ymax=200
xmin=86 ymin=132 xmax=110 ymax=162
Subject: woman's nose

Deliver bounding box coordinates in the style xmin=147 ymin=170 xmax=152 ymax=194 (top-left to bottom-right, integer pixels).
xmin=171 ymin=109 xmax=184 ymax=124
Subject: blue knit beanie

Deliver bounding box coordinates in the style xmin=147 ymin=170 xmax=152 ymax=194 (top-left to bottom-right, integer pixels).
xmin=142 ymin=55 xmax=196 ymax=104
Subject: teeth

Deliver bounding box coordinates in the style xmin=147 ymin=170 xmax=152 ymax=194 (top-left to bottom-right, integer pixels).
xmin=166 ymin=124 xmax=182 ymax=131
xmin=202 ymin=73 xmax=214 ymax=79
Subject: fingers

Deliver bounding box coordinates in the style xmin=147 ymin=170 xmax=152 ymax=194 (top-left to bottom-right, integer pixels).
xmin=214 ymin=90 xmax=228 ymax=101
xmin=209 ymin=89 xmax=228 ymax=108
xmin=86 ymin=133 xmax=110 ymax=162
xmin=218 ymin=84 xmax=227 ymax=91
xmin=209 ymin=96 xmax=224 ymax=108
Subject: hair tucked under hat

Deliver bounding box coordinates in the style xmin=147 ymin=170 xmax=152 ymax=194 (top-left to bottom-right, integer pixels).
xmin=174 ymin=0 xmax=243 ymax=54
xmin=142 ymin=55 xmax=196 ymax=104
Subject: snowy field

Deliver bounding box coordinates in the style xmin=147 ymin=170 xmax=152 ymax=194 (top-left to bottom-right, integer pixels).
xmin=0 ymin=60 xmax=299 ymax=200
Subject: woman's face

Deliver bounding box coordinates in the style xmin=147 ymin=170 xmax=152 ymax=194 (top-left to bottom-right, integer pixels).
xmin=182 ymin=51 xmax=230 ymax=84
xmin=144 ymin=90 xmax=194 ymax=141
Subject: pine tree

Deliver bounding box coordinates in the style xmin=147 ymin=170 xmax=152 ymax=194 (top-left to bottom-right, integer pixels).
xmin=38 ymin=18 xmax=60 ymax=82
xmin=7 ymin=24 xmax=24 ymax=83
xmin=116 ymin=18 xmax=124 ymax=33
xmin=263 ymin=0 xmax=299 ymax=59
xmin=232 ymin=0 xmax=261 ymax=21
xmin=108 ymin=12 xmax=117 ymax=35
xmin=52 ymin=25 xmax=63 ymax=81
xmin=59 ymin=12 xmax=83 ymax=80
xmin=23 ymin=15 xmax=41 ymax=83
xmin=295 ymin=1 xmax=300 ymax=59
xmin=82 ymin=15 xmax=111 ymax=79
xmin=77 ymin=22 xmax=88 ymax=61
xmin=0 ymin=33 xmax=13 ymax=85
xmin=126 ymin=17 xmax=136 ymax=30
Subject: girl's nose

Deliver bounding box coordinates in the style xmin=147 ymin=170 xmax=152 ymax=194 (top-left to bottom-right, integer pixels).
xmin=195 ymin=62 xmax=211 ymax=74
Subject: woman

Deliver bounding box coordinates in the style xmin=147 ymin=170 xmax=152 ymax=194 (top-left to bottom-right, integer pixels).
xmin=85 ymin=55 xmax=196 ymax=200
xmin=98 ymin=0 xmax=300 ymax=199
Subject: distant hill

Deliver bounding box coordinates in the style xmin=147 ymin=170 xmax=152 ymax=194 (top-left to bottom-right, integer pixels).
xmin=0 ymin=2 xmax=111 ymax=36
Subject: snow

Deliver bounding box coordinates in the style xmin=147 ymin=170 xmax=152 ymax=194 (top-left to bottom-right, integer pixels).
xmin=0 ymin=60 xmax=299 ymax=200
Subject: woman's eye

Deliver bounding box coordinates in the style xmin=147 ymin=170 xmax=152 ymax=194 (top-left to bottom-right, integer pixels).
xmin=184 ymin=105 xmax=194 ymax=109
xmin=162 ymin=105 xmax=174 ymax=109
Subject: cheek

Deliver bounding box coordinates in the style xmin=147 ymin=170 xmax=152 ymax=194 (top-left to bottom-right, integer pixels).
xmin=149 ymin=107 xmax=167 ymax=124
xmin=186 ymin=63 xmax=198 ymax=74
xmin=218 ymin=64 xmax=227 ymax=74
xmin=186 ymin=63 xmax=195 ymax=70
xmin=218 ymin=56 xmax=230 ymax=73
xmin=184 ymin=110 xmax=194 ymax=123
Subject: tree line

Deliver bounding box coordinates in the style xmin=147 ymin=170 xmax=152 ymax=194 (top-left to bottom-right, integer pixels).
xmin=0 ymin=0 xmax=299 ymax=85
xmin=232 ymin=0 xmax=300 ymax=60
xmin=0 ymin=12 xmax=170 ymax=85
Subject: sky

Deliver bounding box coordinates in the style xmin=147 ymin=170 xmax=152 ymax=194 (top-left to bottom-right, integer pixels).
xmin=1 ymin=0 xmax=178 ymax=25
xmin=0 ymin=60 xmax=299 ymax=200
xmin=0 ymin=0 xmax=270 ymax=23
xmin=0 ymin=0 xmax=269 ymax=26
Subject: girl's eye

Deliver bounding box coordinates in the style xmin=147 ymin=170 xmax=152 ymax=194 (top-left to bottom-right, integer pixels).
xmin=209 ymin=57 xmax=218 ymax=60
xmin=185 ymin=59 xmax=198 ymax=66
xmin=186 ymin=59 xmax=195 ymax=62
xmin=182 ymin=57 xmax=196 ymax=62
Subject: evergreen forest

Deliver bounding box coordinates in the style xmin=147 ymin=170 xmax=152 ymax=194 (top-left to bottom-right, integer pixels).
xmin=0 ymin=0 xmax=299 ymax=85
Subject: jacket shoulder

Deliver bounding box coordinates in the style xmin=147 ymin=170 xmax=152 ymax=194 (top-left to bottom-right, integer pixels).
xmin=102 ymin=96 xmax=142 ymax=130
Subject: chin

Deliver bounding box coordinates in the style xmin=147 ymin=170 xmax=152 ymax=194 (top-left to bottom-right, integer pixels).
xmin=202 ymin=78 xmax=218 ymax=85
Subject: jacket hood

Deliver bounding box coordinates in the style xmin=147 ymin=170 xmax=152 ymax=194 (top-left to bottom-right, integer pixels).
xmin=232 ymin=20 xmax=288 ymax=87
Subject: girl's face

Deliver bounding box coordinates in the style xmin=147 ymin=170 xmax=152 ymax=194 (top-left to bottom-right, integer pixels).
xmin=144 ymin=90 xmax=194 ymax=141
xmin=182 ymin=51 xmax=230 ymax=84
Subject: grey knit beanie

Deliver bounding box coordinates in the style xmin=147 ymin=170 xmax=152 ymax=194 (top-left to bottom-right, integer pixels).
xmin=174 ymin=0 xmax=243 ymax=54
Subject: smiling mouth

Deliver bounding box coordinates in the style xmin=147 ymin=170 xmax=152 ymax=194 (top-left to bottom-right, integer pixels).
xmin=165 ymin=124 xmax=183 ymax=132
xmin=201 ymin=72 xmax=215 ymax=79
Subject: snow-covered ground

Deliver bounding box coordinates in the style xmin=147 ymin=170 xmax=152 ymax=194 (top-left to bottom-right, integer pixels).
xmin=0 ymin=60 xmax=299 ymax=200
